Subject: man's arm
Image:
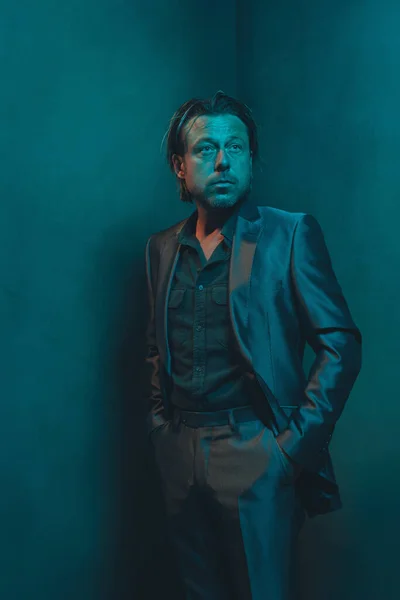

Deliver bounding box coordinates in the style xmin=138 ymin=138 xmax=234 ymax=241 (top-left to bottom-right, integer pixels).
xmin=276 ymin=214 xmax=362 ymax=472
xmin=143 ymin=236 xmax=168 ymax=437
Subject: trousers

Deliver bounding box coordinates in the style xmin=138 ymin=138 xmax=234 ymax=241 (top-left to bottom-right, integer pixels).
xmin=151 ymin=405 xmax=306 ymax=600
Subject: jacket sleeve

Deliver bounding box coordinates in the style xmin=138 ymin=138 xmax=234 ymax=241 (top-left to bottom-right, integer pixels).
xmin=143 ymin=236 xmax=168 ymax=437
xmin=276 ymin=214 xmax=362 ymax=472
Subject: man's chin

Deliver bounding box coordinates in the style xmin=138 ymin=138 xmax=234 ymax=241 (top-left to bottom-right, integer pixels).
xmin=200 ymin=194 xmax=247 ymax=211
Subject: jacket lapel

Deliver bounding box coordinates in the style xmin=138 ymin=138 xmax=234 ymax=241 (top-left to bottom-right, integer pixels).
xmin=155 ymin=202 xmax=264 ymax=375
xmin=228 ymin=202 xmax=263 ymax=366
xmin=154 ymin=232 xmax=181 ymax=375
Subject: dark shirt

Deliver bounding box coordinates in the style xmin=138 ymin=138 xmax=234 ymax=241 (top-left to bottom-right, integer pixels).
xmin=167 ymin=207 xmax=255 ymax=412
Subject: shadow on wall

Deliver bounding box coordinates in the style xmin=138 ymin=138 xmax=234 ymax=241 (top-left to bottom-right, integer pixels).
xmin=88 ymin=220 xmax=184 ymax=600
xmin=297 ymin=516 xmax=369 ymax=600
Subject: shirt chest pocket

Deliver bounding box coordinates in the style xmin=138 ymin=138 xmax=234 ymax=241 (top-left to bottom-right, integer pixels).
xmin=211 ymin=285 xmax=228 ymax=306
xmin=168 ymin=288 xmax=186 ymax=308
xmin=210 ymin=285 xmax=230 ymax=348
xmin=168 ymin=288 xmax=187 ymax=343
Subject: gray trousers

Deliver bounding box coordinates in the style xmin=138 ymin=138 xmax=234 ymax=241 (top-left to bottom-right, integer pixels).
xmin=151 ymin=407 xmax=306 ymax=600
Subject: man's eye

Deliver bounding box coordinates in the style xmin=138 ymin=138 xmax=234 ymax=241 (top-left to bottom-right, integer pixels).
xmin=199 ymin=144 xmax=242 ymax=154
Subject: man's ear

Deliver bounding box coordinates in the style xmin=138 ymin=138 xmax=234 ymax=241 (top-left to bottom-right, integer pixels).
xmin=172 ymin=154 xmax=185 ymax=179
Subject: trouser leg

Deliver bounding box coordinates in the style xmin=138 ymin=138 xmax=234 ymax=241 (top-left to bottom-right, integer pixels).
xmin=204 ymin=418 xmax=306 ymax=600
xmin=151 ymin=420 xmax=230 ymax=599
xmin=152 ymin=415 xmax=306 ymax=600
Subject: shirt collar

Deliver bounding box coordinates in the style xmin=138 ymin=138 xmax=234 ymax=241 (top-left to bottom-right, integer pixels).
xmin=178 ymin=205 xmax=240 ymax=247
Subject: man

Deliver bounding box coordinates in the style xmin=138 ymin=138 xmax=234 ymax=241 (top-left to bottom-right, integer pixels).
xmin=142 ymin=91 xmax=362 ymax=600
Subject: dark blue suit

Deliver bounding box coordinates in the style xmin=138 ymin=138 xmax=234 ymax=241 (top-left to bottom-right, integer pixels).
xmin=143 ymin=200 xmax=362 ymax=598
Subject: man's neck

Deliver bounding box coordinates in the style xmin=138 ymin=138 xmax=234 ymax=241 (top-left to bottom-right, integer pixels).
xmin=194 ymin=204 xmax=237 ymax=241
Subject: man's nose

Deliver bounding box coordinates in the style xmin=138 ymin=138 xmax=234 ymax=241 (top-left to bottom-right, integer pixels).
xmin=215 ymin=149 xmax=230 ymax=169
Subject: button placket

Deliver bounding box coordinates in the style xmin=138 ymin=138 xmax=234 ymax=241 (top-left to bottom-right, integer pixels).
xmin=192 ymin=281 xmax=206 ymax=392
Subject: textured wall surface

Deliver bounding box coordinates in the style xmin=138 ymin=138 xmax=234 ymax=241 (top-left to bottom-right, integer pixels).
xmin=0 ymin=2 xmax=236 ymax=598
xmin=2 ymin=0 xmax=398 ymax=598
xmin=237 ymin=1 xmax=399 ymax=598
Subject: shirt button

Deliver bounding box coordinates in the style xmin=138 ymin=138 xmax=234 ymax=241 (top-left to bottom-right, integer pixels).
xmin=195 ymin=366 xmax=202 ymax=372
xmin=196 ymin=325 xmax=202 ymax=331
xmin=198 ymin=285 xmax=204 ymax=291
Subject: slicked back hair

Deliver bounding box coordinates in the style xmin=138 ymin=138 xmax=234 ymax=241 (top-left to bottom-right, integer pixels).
xmin=162 ymin=90 xmax=259 ymax=203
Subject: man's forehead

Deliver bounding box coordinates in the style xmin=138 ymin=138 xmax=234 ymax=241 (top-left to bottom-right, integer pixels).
xmin=185 ymin=114 xmax=247 ymax=140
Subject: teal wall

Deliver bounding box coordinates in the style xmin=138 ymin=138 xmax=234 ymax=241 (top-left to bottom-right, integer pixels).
xmin=238 ymin=1 xmax=399 ymax=598
xmin=0 ymin=1 xmax=236 ymax=598
xmin=2 ymin=0 xmax=398 ymax=598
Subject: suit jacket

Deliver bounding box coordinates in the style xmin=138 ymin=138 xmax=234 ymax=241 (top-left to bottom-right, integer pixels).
xmin=143 ymin=201 xmax=362 ymax=517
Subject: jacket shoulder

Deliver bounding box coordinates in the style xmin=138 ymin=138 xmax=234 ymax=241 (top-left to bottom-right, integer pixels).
xmin=259 ymin=205 xmax=309 ymax=224
xmin=146 ymin=215 xmax=189 ymax=251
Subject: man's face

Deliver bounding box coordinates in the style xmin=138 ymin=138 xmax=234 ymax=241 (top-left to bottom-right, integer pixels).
xmin=173 ymin=114 xmax=253 ymax=210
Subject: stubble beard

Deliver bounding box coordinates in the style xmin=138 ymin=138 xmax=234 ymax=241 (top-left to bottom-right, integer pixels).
xmin=197 ymin=185 xmax=251 ymax=212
